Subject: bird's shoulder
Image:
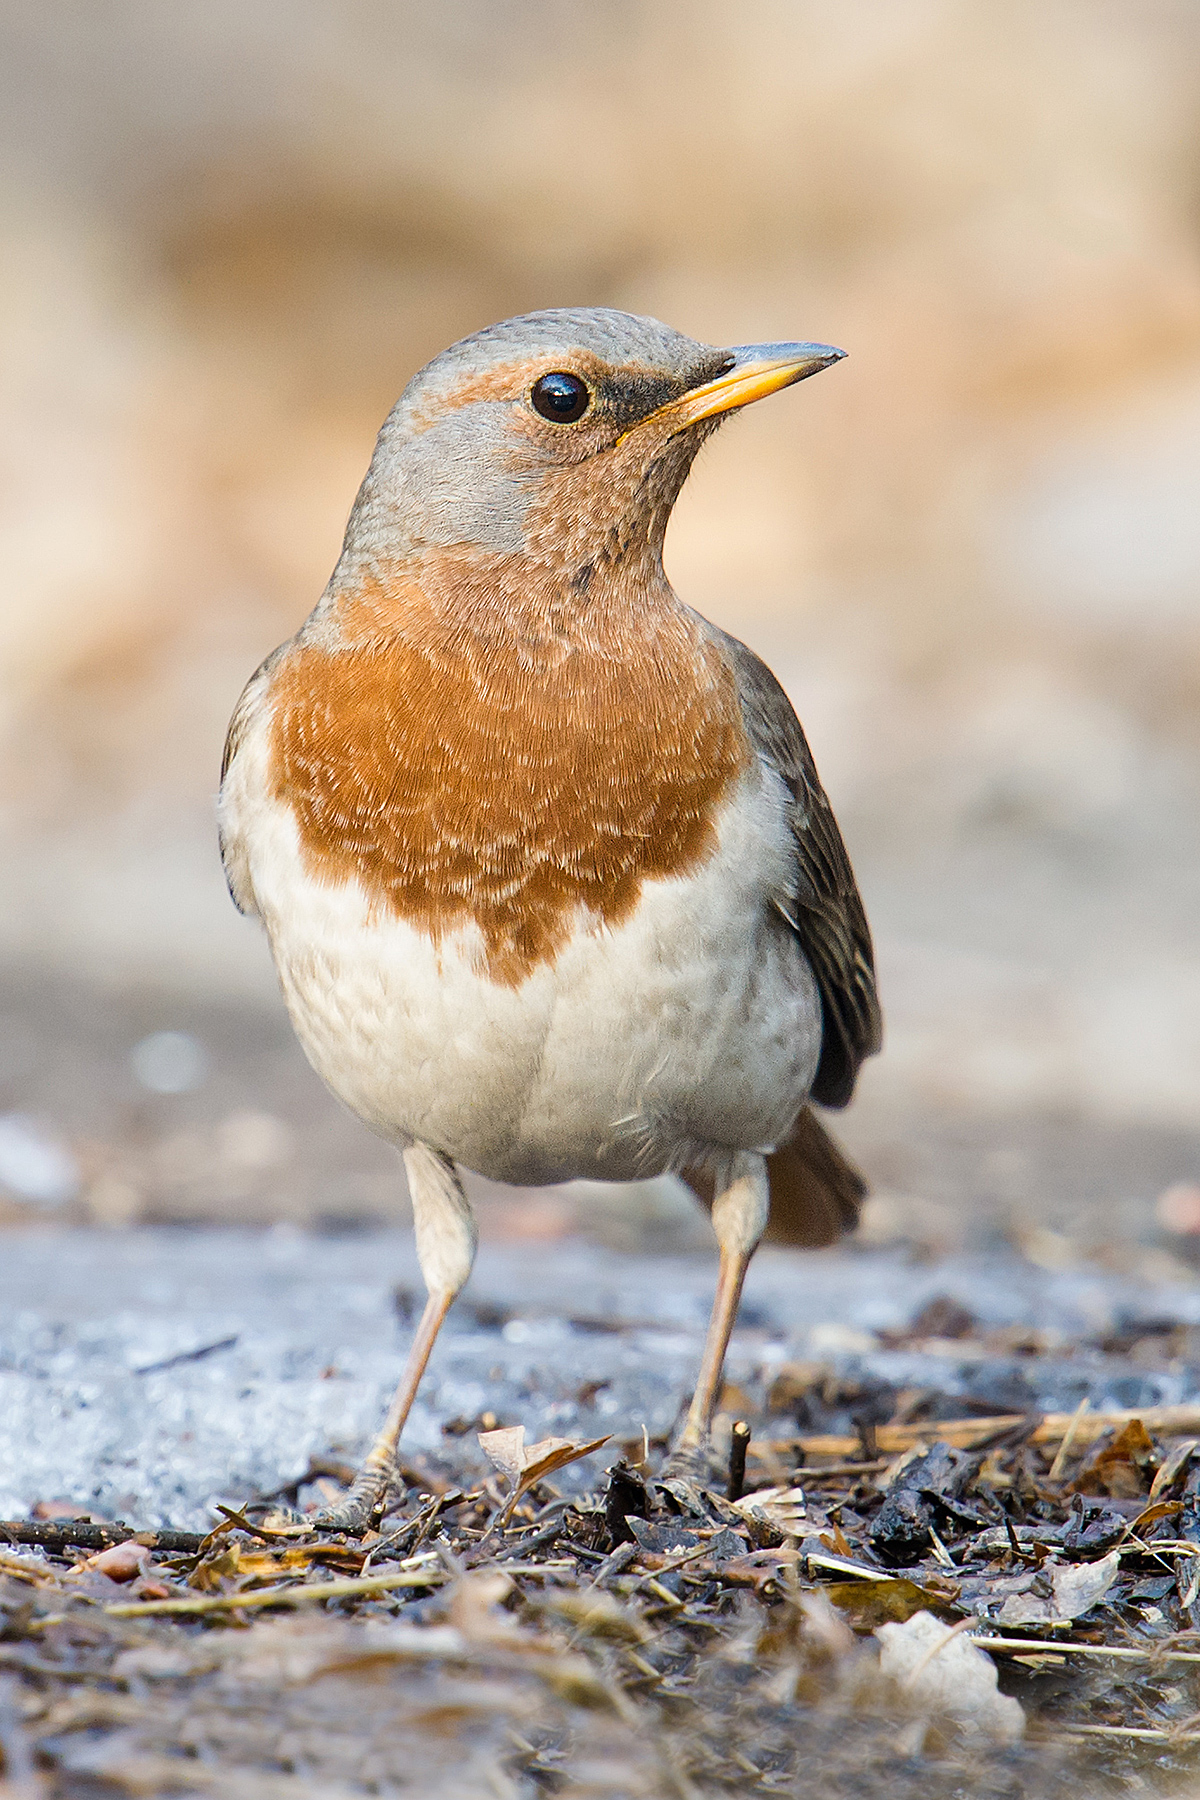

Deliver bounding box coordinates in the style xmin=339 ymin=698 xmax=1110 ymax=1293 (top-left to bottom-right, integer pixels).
xmin=700 ymin=617 xmax=882 ymax=1107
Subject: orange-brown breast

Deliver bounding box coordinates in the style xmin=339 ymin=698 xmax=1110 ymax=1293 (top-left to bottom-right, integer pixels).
xmin=267 ymin=553 xmax=750 ymax=987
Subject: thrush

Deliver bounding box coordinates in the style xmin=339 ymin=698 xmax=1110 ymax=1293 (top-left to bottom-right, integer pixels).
xmin=219 ymin=307 xmax=881 ymax=1528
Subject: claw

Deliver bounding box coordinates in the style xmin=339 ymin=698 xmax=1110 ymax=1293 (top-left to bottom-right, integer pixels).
xmin=311 ymin=1463 xmax=397 ymax=1536
xmin=660 ymin=1440 xmax=725 ymax=1488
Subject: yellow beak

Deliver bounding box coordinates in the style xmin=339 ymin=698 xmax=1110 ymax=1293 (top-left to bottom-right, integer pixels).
xmin=650 ymin=341 xmax=846 ymax=434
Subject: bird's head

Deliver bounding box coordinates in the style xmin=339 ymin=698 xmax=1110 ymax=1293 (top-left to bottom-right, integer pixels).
xmin=341 ymin=307 xmax=844 ymax=585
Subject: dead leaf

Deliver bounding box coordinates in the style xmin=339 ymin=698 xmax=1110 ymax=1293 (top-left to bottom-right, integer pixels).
xmin=733 ymin=1486 xmax=806 ymax=1536
xmin=477 ymin=1425 xmax=528 ymax=1485
xmin=1149 ymin=1440 xmax=1199 ymax=1501
xmin=720 ymin=1548 xmax=801 ymax=1591
xmin=826 ymin=1577 xmax=959 ymax=1630
xmin=478 ymin=1425 xmax=610 ymax=1519
xmin=1127 ymin=1499 xmax=1183 ymax=1538
xmin=521 ymin=1433 xmax=611 ymax=1492
xmin=877 ymin=1611 xmax=1025 ymax=1744
xmin=624 ymin=1518 xmax=702 ymax=1557
xmin=995 ymin=1550 xmax=1120 ymax=1626
xmin=187 ymin=1543 xmax=245 ymax=1591
xmin=1070 ymin=1419 xmax=1158 ymax=1498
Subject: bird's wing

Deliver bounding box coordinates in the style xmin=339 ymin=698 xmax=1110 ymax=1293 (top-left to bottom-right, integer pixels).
xmin=717 ymin=627 xmax=882 ymax=1108
xmin=217 ymin=646 xmax=287 ymax=918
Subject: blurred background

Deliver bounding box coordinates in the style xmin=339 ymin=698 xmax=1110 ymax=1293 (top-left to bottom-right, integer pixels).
xmin=1 ymin=0 xmax=1198 ymax=1265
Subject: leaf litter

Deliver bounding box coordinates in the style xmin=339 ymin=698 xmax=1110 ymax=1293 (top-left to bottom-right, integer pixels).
xmin=11 ymin=1317 xmax=1200 ymax=1793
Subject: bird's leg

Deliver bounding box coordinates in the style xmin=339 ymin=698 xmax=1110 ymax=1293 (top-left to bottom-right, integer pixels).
xmin=315 ymin=1143 xmax=477 ymax=1533
xmin=666 ymin=1151 xmax=769 ymax=1478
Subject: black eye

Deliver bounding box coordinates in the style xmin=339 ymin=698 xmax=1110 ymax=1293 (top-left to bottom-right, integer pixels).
xmin=531 ymin=371 xmax=590 ymax=423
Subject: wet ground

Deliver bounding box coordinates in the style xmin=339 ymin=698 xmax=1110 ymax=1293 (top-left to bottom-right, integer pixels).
xmin=6 ymin=1226 xmax=1200 ymax=1532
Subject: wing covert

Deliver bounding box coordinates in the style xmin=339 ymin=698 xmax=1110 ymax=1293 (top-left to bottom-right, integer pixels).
xmin=716 ymin=628 xmax=882 ymax=1108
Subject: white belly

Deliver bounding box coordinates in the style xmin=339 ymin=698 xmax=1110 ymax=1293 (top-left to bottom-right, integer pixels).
xmin=222 ymin=730 xmax=821 ymax=1185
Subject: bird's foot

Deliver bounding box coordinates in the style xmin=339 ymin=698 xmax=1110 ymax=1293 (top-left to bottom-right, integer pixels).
xmin=311 ymin=1463 xmax=396 ymax=1536
xmin=659 ymin=1438 xmax=724 ymax=1490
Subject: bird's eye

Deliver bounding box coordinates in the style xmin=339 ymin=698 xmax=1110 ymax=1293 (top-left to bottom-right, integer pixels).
xmin=531 ymin=372 xmax=590 ymax=423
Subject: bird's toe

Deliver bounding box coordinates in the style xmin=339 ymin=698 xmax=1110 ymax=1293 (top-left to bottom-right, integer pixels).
xmin=659 ymin=1439 xmax=725 ymax=1489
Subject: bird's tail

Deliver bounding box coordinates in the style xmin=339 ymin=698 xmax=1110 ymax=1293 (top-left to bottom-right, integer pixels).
xmin=682 ymin=1107 xmax=867 ymax=1249
xmin=762 ymin=1106 xmax=866 ymax=1246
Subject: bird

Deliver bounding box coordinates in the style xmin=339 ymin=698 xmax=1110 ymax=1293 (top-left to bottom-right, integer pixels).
xmin=218 ymin=307 xmax=881 ymax=1530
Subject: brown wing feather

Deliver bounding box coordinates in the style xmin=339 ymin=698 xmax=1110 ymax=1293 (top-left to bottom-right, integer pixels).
xmin=714 ymin=628 xmax=882 ymax=1108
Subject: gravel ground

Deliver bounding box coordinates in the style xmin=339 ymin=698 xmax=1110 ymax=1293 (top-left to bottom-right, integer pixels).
xmin=6 ymin=1226 xmax=1200 ymax=1797
xmin=5 ymin=1225 xmax=1200 ymax=1530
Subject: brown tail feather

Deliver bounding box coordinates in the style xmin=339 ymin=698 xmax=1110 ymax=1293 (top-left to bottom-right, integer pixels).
xmin=682 ymin=1108 xmax=867 ymax=1249
xmin=763 ymin=1107 xmax=866 ymax=1246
